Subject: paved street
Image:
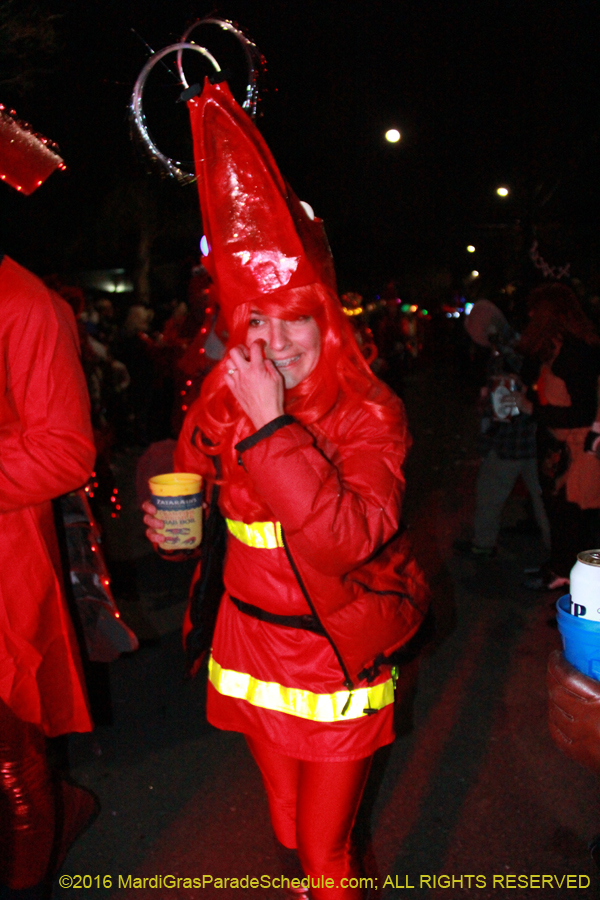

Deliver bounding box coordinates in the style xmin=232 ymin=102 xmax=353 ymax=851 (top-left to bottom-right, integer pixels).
xmin=54 ymin=358 xmax=599 ymax=900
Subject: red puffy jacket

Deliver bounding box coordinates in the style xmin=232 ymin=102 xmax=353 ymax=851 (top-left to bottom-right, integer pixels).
xmin=177 ymin=380 xmax=429 ymax=686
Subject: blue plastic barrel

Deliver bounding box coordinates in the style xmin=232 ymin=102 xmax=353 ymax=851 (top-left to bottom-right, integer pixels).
xmin=556 ymin=594 xmax=600 ymax=681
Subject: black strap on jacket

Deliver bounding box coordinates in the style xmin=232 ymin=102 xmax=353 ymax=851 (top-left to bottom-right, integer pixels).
xmin=229 ymin=594 xmax=326 ymax=636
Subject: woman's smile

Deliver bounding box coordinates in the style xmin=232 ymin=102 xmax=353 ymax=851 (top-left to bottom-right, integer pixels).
xmin=271 ymin=354 xmax=301 ymax=368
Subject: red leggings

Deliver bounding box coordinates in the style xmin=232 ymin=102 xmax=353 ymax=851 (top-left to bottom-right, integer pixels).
xmin=246 ymin=736 xmax=372 ymax=900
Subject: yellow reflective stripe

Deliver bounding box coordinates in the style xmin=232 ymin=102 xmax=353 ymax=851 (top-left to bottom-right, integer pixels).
xmin=226 ymin=518 xmax=284 ymax=549
xmin=208 ymin=655 xmax=395 ymax=722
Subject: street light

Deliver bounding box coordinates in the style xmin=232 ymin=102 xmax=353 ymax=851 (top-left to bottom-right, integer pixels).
xmin=466 ymin=245 xmax=476 ymax=253
xmin=496 ymin=186 xmax=509 ymax=197
xmin=385 ymin=129 xmax=401 ymax=143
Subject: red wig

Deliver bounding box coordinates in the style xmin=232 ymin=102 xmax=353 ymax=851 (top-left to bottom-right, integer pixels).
xmin=191 ymin=283 xmax=397 ymax=517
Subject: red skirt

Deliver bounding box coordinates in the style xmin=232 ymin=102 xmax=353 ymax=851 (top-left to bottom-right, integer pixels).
xmin=206 ymin=537 xmax=395 ymax=762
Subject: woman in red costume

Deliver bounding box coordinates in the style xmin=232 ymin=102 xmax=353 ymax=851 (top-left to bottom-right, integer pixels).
xmin=0 ymin=110 xmax=98 ymax=898
xmin=144 ymin=80 xmax=429 ymax=900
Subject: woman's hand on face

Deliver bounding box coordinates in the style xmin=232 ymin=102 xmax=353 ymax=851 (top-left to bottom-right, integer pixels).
xmin=224 ymin=340 xmax=285 ymax=430
xmin=142 ymin=500 xmax=165 ymax=545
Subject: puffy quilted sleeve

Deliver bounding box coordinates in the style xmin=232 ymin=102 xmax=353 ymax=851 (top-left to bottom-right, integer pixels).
xmin=235 ymin=394 xmax=410 ymax=576
xmin=0 ymin=260 xmax=95 ymax=512
xmin=174 ymin=404 xmax=219 ymax=481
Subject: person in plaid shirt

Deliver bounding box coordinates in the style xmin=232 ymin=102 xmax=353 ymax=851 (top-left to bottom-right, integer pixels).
xmin=455 ymin=299 xmax=550 ymax=558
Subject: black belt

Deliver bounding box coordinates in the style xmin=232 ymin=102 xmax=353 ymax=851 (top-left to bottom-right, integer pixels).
xmin=229 ymin=595 xmax=326 ymax=635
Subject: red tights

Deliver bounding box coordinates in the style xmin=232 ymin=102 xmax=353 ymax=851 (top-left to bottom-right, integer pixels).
xmin=246 ymin=737 xmax=372 ymax=900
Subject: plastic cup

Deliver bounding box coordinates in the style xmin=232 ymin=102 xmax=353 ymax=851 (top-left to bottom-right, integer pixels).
xmin=556 ymin=594 xmax=600 ymax=681
xmin=148 ymin=473 xmax=202 ymax=550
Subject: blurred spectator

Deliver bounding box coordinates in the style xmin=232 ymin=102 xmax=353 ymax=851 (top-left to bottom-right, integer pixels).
xmin=340 ymin=292 xmax=378 ymax=367
xmin=172 ymin=282 xmax=227 ymax=435
xmin=113 ymin=303 xmax=158 ymax=446
xmin=455 ymin=299 xmax=550 ymax=558
xmin=0 ymin=253 xmax=98 ymax=897
xmin=374 ymin=297 xmax=406 ymax=396
xmin=519 ymin=284 xmax=600 ymax=591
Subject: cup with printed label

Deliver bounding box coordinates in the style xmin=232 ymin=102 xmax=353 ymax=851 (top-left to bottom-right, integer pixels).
xmin=148 ymin=473 xmax=202 ymax=550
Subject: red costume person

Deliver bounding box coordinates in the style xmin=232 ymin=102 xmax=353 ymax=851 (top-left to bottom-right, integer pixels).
xmin=0 ymin=113 xmax=97 ymax=896
xmin=144 ymin=80 xmax=429 ymax=900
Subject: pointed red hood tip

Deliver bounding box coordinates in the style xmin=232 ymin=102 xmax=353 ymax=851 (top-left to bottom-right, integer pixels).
xmin=187 ymin=79 xmax=336 ymax=325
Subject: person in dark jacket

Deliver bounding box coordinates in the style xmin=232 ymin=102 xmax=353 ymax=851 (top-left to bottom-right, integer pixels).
xmin=519 ymin=284 xmax=600 ymax=590
xmin=454 ymin=299 xmax=550 ymax=558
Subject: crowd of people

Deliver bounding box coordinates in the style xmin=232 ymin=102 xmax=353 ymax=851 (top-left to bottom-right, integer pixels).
xmin=43 ymin=266 xmax=221 ymax=456
xmin=44 ymin=269 xmax=428 ymax=469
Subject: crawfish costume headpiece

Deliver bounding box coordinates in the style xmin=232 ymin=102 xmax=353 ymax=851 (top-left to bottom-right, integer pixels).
xmin=183 ymin=78 xmax=391 ymax=518
xmin=186 ymin=79 xmax=337 ymax=326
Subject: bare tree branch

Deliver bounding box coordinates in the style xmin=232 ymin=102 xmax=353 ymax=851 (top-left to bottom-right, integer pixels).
xmin=0 ymin=0 xmax=62 ymax=93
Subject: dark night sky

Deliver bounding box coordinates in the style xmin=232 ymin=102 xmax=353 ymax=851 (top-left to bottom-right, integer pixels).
xmin=1 ymin=0 xmax=599 ymax=296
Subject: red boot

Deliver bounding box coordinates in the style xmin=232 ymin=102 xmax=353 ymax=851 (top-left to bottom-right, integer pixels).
xmin=285 ymin=886 xmax=311 ymax=900
xmin=0 ymin=706 xmax=55 ymax=890
xmin=0 ymin=700 xmax=99 ymax=892
xmin=274 ymin=841 xmax=311 ymax=900
xmin=284 ymin=886 xmax=311 ymax=900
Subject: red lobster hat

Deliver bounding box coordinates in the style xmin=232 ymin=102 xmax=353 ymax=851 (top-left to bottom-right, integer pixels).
xmin=187 ymin=79 xmax=336 ymax=325
xmin=0 ymin=105 xmax=65 ymax=195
